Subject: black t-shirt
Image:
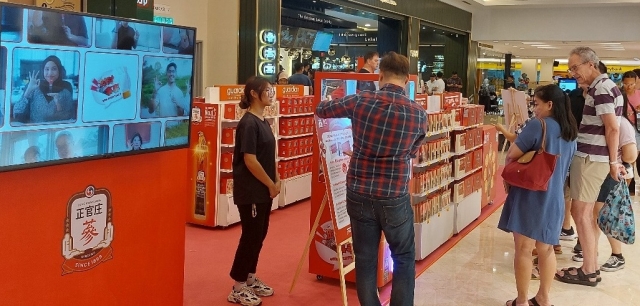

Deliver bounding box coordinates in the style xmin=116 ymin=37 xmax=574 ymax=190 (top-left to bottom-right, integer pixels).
xmin=356 ymin=68 xmax=377 ymax=92
xmin=232 ymin=113 xmax=276 ymax=205
xmin=569 ymin=88 xmax=585 ymax=128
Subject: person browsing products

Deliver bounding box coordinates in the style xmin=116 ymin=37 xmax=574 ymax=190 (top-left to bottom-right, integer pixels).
xmin=316 ymin=52 xmax=427 ymax=306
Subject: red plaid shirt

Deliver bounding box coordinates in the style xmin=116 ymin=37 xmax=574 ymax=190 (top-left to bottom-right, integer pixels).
xmin=316 ymin=83 xmax=427 ymax=198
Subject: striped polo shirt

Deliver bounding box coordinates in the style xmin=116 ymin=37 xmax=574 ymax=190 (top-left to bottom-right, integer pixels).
xmin=575 ymin=73 xmax=623 ymax=162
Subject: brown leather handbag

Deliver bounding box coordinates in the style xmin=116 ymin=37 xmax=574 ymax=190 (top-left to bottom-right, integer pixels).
xmin=502 ymin=118 xmax=558 ymax=192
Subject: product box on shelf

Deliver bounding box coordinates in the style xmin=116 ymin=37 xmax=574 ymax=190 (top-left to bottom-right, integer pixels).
xmin=453 ymin=131 xmax=466 ymax=153
xmin=464 ymin=177 xmax=473 ymax=197
xmin=473 ymin=149 xmax=483 ymax=170
xmin=453 ymin=181 xmax=465 ymax=203
xmin=223 ymin=103 xmax=245 ymax=120
xmin=220 ymin=177 xmax=234 ymax=195
xmin=221 ymin=152 xmax=233 ymax=170
xmin=222 ymin=127 xmax=235 ymax=145
xmin=464 ymin=152 xmax=473 ymax=174
xmin=481 ymin=125 xmax=499 ymax=208
xmin=473 ymin=172 xmax=483 ymax=192
xmin=453 ymin=157 xmax=465 ymax=178
xmin=465 ymin=131 xmax=474 ymax=150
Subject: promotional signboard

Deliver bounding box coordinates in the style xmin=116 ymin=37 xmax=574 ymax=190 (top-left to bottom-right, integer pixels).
xmin=186 ymin=101 xmax=220 ymax=226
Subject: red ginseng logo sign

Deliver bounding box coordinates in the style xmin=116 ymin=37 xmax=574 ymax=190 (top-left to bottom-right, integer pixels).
xmin=62 ymin=185 xmax=114 ymax=275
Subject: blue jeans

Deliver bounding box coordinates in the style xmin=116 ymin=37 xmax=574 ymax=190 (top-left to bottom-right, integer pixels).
xmin=346 ymin=190 xmax=415 ymax=306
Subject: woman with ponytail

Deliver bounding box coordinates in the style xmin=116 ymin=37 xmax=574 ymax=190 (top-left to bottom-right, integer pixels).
xmin=227 ymin=76 xmax=280 ymax=306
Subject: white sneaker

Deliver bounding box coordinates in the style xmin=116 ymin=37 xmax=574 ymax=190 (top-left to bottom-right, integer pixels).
xmin=227 ymin=286 xmax=262 ymax=306
xmin=249 ymin=278 xmax=274 ymax=297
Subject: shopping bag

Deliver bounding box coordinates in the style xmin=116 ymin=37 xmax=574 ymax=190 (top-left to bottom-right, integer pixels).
xmin=598 ymin=179 xmax=636 ymax=244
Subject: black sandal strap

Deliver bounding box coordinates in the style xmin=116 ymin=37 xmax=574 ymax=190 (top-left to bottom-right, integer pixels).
xmin=529 ymin=297 xmax=541 ymax=306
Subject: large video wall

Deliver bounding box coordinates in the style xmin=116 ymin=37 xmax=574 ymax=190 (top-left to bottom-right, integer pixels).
xmin=0 ymin=5 xmax=196 ymax=170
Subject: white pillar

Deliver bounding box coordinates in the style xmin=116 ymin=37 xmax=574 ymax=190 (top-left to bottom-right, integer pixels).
xmin=539 ymin=58 xmax=555 ymax=83
xmin=520 ymin=59 xmax=538 ymax=84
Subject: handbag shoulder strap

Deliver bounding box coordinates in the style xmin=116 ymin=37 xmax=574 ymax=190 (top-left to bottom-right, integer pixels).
xmin=538 ymin=117 xmax=547 ymax=153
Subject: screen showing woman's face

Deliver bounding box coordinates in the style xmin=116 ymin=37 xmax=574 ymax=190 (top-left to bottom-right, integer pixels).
xmin=44 ymin=60 xmax=60 ymax=84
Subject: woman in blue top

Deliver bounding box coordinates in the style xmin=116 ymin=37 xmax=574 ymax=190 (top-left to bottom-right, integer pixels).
xmin=499 ymin=84 xmax=578 ymax=306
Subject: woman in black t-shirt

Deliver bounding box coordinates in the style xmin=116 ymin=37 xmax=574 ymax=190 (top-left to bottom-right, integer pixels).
xmin=228 ymin=76 xmax=280 ymax=306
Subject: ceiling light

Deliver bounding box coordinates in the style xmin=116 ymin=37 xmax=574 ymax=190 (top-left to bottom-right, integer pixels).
xmin=634 ymin=58 xmax=640 ymax=61
xmin=422 ymin=27 xmax=426 ymax=29
xmin=313 ymin=0 xmax=316 ymax=2
xmin=365 ymin=24 xmax=371 ymax=27
xmin=522 ymin=42 xmax=545 ymax=44
xmin=531 ymin=45 xmax=550 ymax=47
xmin=505 ymin=42 xmax=510 ymax=45
xmin=598 ymin=42 xmax=621 ymax=45
xmin=538 ymin=47 xmax=558 ymax=49
xmin=456 ymin=34 xmax=459 ymax=37
xmin=483 ymin=52 xmax=486 ymax=55
xmin=339 ymin=6 xmax=343 ymax=9
xmin=520 ymin=47 xmax=525 ymax=49
xmin=493 ymin=40 xmax=499 ymax=43
xmin=433 ymin=30 xmax=436 ymax=32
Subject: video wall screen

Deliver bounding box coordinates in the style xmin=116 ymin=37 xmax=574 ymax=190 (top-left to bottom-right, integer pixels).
xmin=0 ymin=4 xmax=196 ymax=171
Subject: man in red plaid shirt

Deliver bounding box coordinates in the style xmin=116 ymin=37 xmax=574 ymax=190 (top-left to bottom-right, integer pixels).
xmin=316 ymin=52 xmax=427 ymax=306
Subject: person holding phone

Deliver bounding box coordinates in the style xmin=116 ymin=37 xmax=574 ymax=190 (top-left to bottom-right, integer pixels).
xmin=13 ymin=55 xmax=74 ymax=123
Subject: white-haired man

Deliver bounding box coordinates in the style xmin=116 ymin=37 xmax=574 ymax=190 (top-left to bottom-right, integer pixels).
xmin=556 ymin=47 xmax=625 ymax=287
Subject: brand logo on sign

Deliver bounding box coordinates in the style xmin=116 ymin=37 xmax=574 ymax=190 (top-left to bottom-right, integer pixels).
xmin=380 ymin=0 xmax=398 ymax=5
xmin=283 ymin=87 xmax=300 ymax=94
xmin=137 ymin=0 xmax=150 ymax=7
xmin=61 ymin=186 xmax=114 ymax=275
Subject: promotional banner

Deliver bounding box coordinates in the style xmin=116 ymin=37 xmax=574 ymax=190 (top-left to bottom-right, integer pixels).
xmin=36 ymin=0 xmax=81 ymax=11
xmin=187 ymin=101 xmax=220 ymax=226
xmin=315 ymin=115 xmax=354 ymax=253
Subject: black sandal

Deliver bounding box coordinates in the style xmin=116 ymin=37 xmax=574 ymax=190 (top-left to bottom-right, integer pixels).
xmin=557 ymin=267 xmax=602 ymax=282
xmin=555 ymin=267 xmax=598 ymax=287
xmin=529 ymin=297 xmax=554 ymax=306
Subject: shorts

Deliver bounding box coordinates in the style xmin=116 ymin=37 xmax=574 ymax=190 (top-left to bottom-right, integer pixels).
xmin=597 ymin=175 xmax=619 ymax=203
xmin=570 ymin=156 xmax=610 ymax=203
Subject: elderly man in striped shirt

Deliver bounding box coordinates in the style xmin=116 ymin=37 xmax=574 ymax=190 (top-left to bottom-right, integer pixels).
xmin=556 ymin=47 xmax=626 ymax=287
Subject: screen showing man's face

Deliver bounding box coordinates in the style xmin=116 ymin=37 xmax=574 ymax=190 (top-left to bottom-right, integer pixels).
xmin=167 ymin=66 xmax=176 ymax=84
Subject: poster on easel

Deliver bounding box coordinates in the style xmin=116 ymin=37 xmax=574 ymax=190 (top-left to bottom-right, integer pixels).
xmin=315 ymin=116 xmax=354 ymax=244
xmin=501 ymin=89 xmax=529 ymax=133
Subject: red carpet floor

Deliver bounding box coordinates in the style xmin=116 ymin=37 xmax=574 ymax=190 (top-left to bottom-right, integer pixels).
xmin=184 ymin=167 xmax=507 ymax=305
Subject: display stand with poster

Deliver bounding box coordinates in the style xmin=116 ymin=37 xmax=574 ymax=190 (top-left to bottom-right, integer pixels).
xmin=306 ymin=73 xmax=417 ymax=294
xmin=500 ymin=88 xmax=528 ymax=152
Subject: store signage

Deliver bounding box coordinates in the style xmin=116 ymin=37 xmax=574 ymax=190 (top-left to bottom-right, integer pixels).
xmin=258 ymin=29 xmax=277 ymax=76
xmin=410 ymin=50 xmax=419 ymax=58
xmin=153 ymin=16 xmax=174 ymax=24
xmin=281 ymin=8 xmax=357 ymax=28
xmin=137 ymin=0 xmax=150 ymax=7
xmin=36 ymin=0 xmax=81 ymax=11
xmin=261 ymin=31 xmax=277 ymax=45
xmin=62 ymin=186 xmax=114 ymax=275
xmin=219 ymin=85 xmax=245 ymax=101
xmin=275 ymin=85 xmax=304 ymax=97
xmin=261 ymin=46 xmax=277 ymax=61
xmin=154 ymin=3 xmax=170 ymax=14
xmin=260 ymin=63 xmax=277 ymax=76
xmin=380 ymin=0 xmax=398 ymax=5
xmin=330 ymin=30 xmax=377 ymax=44
xmin=478 ymin=43 xmax=494 ymax=49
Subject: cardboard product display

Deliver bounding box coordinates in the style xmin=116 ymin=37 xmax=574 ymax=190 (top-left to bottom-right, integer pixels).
xmin=481 ymin=125 xmax=499 ymax=208
xmin=187 ymin=101 xmax=220 ymax=226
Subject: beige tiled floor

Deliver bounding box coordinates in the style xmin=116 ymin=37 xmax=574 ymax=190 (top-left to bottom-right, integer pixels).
xmin=413 ymin=199 xmax=640 ymax=306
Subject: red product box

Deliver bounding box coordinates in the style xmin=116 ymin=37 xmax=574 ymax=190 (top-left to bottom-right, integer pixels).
xmin=474 ymin=173 xmax=483 ymax=192
xmin=464 ymin=177 xmax=473 ymax=197
xmin=223 ymin=103 xmax=237 ymax=120
xmin=469 ymin=106 xmax=477 ymax=126
xmin=474 ymin=128 xmax=482 ymax=147
xmin=221 ymin=128 xmax=235 ymax=145
xmin=221 ymin=152 xmax=233 ymax=170
xmin=220 ymin=177 xmax=234 ymax=194
xmin=473 ymin=149 xmax=483 ymax=170
xmin=279 ymin=98 xmax=291 ymax=115
xmin=465 ymin=152 xmax=473 ymax=174
xmin=465 ymin=131 xmax=474 ymax=150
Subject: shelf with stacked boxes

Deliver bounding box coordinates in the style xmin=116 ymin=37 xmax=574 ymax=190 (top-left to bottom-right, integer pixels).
xmin=187 ymin=84 xmax=310 ymax=228
xmin=412 ymin=99 xmax=488 ymax=260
